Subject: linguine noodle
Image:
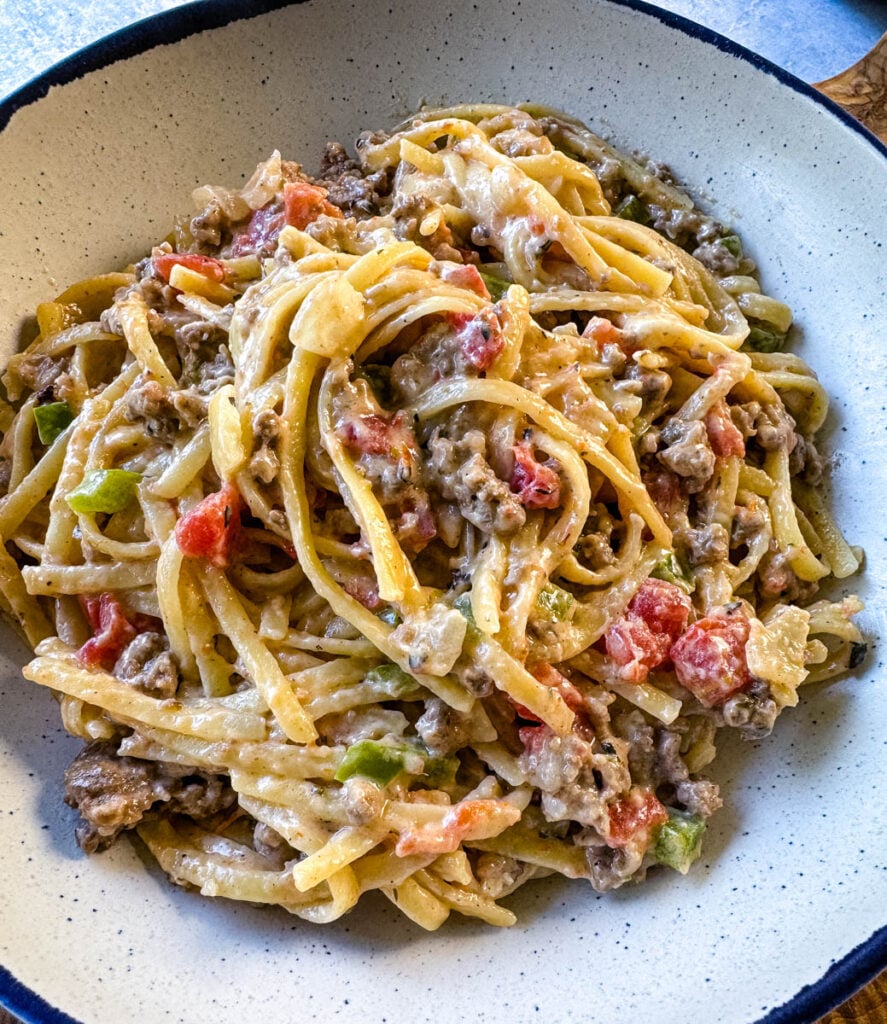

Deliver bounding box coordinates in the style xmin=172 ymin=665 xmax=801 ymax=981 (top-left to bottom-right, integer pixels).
xmin=0 ymin=106 xmax=864 ymax=928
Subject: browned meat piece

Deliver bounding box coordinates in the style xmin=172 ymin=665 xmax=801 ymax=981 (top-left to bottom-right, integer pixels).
xmin=425 ymin=428 xmax=526 ymax=536
xmin=113 ymin=633 xmax=179 ymax=699
xmin=789 ymin=432 xmax=824 ymax=485
xmin=314 ymin=141 xmax=389 ymax=218
xmin=754 ymin=403 xmax=797 ymax=451
xmin=657 ymin=418 xmax=716 ymax=492
xmin=579 ymin=839 xmax=645 ymax=892
xmin=415 ymin=697 xmax=472 ymax=755
xmin=65 ymin=741 xmax=234 ymax=853
xmin=722 ymin=679 xmax=780 ymax=740
xmin=731 ymin=503 xmax=768 ymax=548
xmin=475 ymin=853 xmax=538 ymax=899
xmin=678 ymin=522 xmax=730 ymax=567
xmin=691 ymin=239 xmax=743 ymax=276
xmin=518 ymin=729 xmax=630 ymax=830
xmin=614 ymin=712 xmax=722 ymax=818
xmin=249 ymin=409 xmax=281 ymax=485
xmin=125 ymin=377 xmax=178 ymax=441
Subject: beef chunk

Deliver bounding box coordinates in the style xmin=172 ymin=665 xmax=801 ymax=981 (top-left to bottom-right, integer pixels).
xmin=314 ymin=141 xmax=389 ymax=218
xmin=113 ymin=632 xmax=179 ymax=699
xmin=65 ymin=741 xmax=234 ymax=853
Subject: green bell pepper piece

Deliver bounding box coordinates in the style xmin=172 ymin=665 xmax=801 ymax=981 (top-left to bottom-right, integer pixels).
xmin=650 ymin=552 xmax=694 ymax=594
xmin=363 ymin=663 xmax=415 ymax=697
xmin=335 ymin=740 xmax=407 ymax=786
xmin=33 ymin=401 xmax=74 ymax=445
xmin=377 ymin=605 xmax=403 ymax=627
xmin=334 ymin=739 xmax=458 ymax=789
xmin=478 ymin=268 xmax=512 ymax=301
xmin=66 ymin=468 xmax=142 ymax=514
xmin=453 ymin=592 xmax=476 ymax=627
xmin=653 ymin=808 xmax=706 ymax=873
xmin=535 ymin=582 xmax=575 ymax=621
xmin=719 ymin=234 xmax=743 ymax=258
xmin=614 ymin=194 xmax=651 ymax=225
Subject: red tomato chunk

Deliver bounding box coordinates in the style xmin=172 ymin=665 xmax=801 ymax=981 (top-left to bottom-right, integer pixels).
xmin=704 ymin=399 xmax=745 ymax=458
xmin=510 ymin=441 xmax=561 ymax=509
xmin=175 ymin=482 xmax=244 ymax=568
xmin=607 ymin=788 xmax=669 ymax=848
xmin=340 ymin=410 xmax=417 ymax=462
xmin=78 ymin=594 xmax=152 ymax=670
xmin=670 ymin=607 xmax=751 ymax=707
xmin=582 ymin=315 xmax=623 ymax=349
xmin=154 ymin=252 xmax=226 ymax=284
xmin=604 ymin=578 xmax=691 ymax=683
xmin=283 ymin=182 xmax=343 ymax=230
xmin=437 ymin=263 xmax=491 ymax=300
xmin=446 ymin=309 xmax=505 ymax=371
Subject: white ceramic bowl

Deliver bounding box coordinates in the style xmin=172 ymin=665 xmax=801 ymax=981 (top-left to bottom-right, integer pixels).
xmin=1 ymin=3 xmax=885 ymax=1023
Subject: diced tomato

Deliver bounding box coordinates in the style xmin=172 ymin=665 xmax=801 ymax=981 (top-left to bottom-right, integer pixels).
xmin=174 ymin=482 xmax=244 ymax=568
xmin=394 ymin=798 xmax=520 ymax=857
xmin=604 ymin=578 xmax=691 ymax=683
xmin=340 ymin=408 xmax=417 ymax=459
xmin=704 ymin=399 xmax=745 ymax=458
xmin=530 ymin=662 xmax=585 ymax=712
xmin=582 ymin=315 xmax=623 ymax=348
xmin=341 ymin=414 xmax=399 ymax=456
xmin=510 ymin=441 xmax=561 ymax=510
xmin=283 ymin=181 xmax=343 ymax=230
xmin=607 ymin=788 xmax=669 ymax=848
xmin=77 ymin=593 xmax=152 ymax=670
xmin=154 ymin=252 xmax=226 ymax=284
xmin=670 ymin=606 xmax=751 ymax=707
xmin=437 ymin=263 xmax=491 ymax=300
xmin=446 ymin=309 xmax=505 ymax=371
xmin=605 ymin=616 xmax=667 ymax=683
xmin=518 ymin=722 xmax=550 ymax=755
xmin=229 ymin=204 xmax=286 ymax=257
xmin=628 ymin=578 xmax=692 ymax=642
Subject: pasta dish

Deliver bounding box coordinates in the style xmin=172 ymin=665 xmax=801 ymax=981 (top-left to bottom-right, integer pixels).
xmin=0 ymin=105 xmax=865 ymax=928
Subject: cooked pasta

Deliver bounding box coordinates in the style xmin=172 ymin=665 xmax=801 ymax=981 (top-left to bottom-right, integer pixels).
xmin=0 ymin=105 xmax=865 ymax=928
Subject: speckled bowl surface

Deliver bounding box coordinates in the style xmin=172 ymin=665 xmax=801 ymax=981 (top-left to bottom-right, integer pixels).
xmin=0 ymin=2 xmax=885 ymax=1023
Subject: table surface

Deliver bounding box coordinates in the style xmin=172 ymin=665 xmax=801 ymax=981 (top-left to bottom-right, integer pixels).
xmin=0 ymin=2 xmax=885 ymax=1023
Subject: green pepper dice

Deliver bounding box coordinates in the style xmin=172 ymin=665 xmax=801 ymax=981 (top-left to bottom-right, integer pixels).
xmin=66 ymin=468 xmax=142 ymax=514
xmin=33 ymin=401 xmax=74 ymax=445
xmin=653 ymin=809 xmax=706 ymax=873
xmin=613 ymin=194 xmax=651 ymax=225
xmin=334 ymin=738 xmax=458 ymax=789
xmin=535 ymin=582 xmax=576 ymax=621
xmin=335 ymin=740 xmax=408 ymax=787
xmin=651 ymin=552 xmax=694 ymax=593
xmin=478 ymin=268 xmax=512 ymax=301
xmin=362 ymin=663 xmax=415 ymax=696
xmin=719 ymin=234 xmax=743 ymax=258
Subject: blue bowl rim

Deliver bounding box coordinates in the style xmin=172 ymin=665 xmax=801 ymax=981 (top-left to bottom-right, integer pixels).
xmin=0 ymin=1 xmax=884 ymax=1022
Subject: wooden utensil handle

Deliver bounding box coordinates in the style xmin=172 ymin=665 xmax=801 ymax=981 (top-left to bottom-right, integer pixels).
xmin=814 ymin=32 xmax=887 ymax=143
